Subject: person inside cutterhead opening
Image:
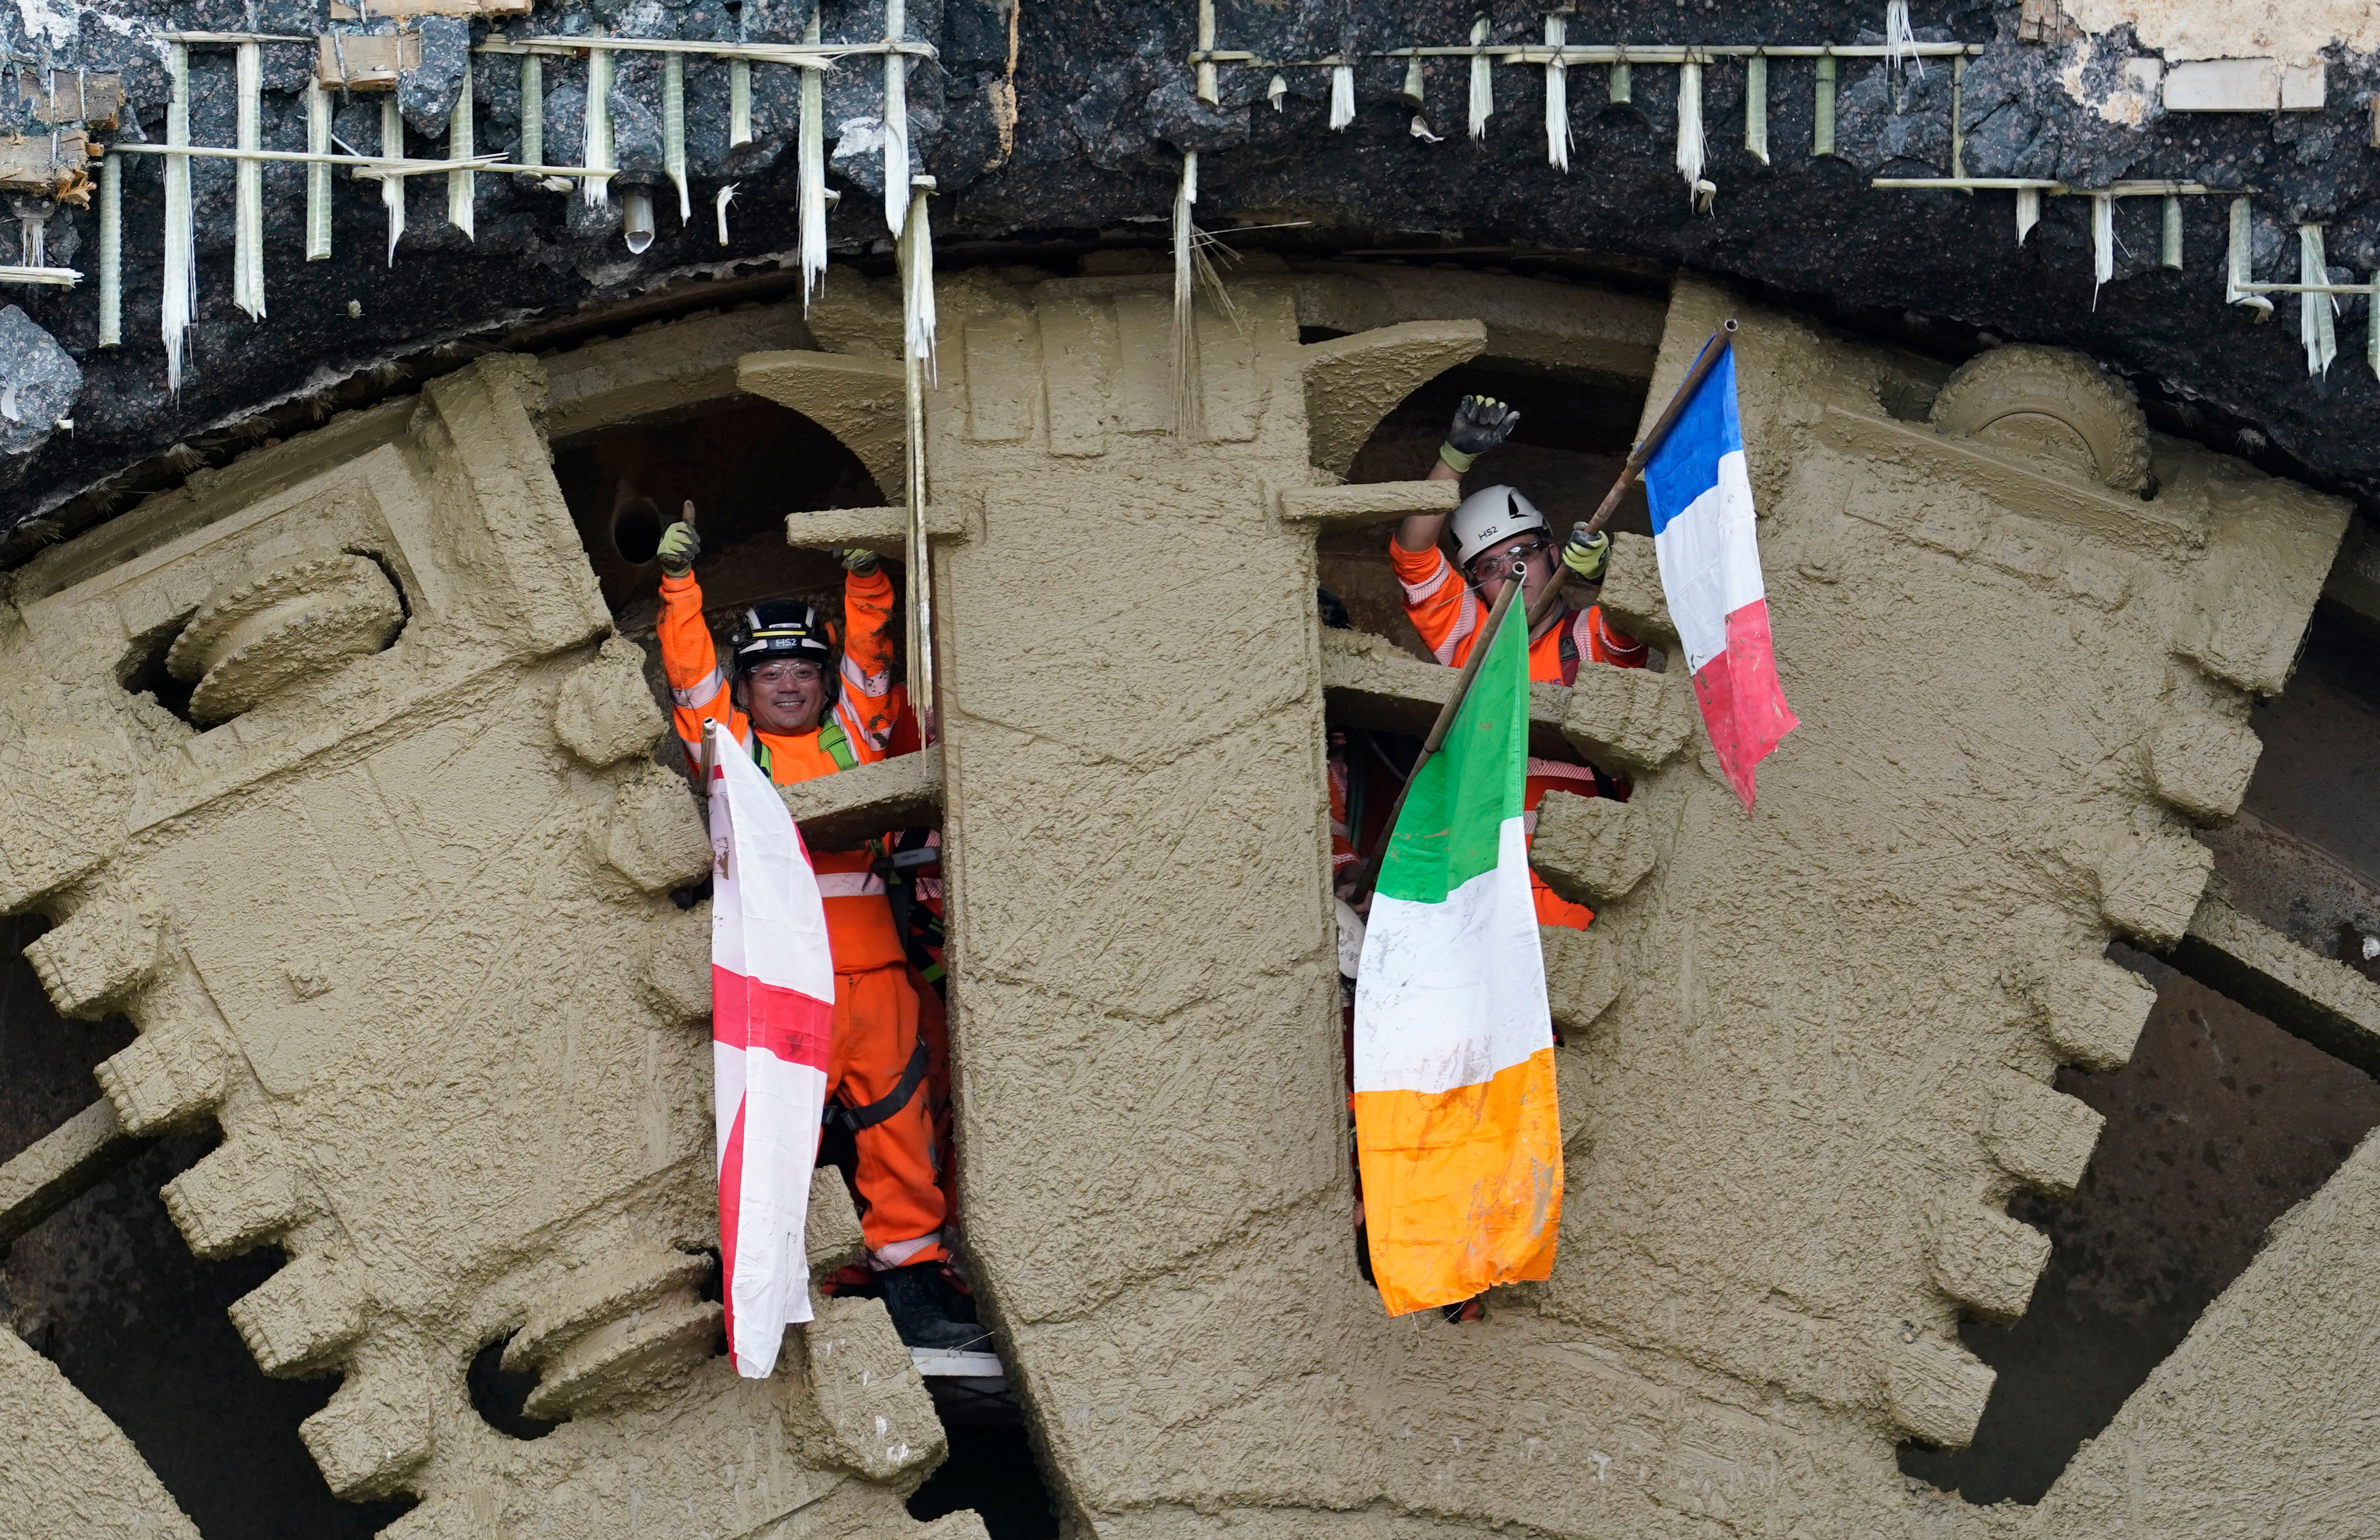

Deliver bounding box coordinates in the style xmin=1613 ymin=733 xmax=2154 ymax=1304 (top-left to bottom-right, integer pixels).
xmin=1384 ymin=393 xmax=1654 ymax=931
xmin=650 ymin=509 xmax=980 ymax=1351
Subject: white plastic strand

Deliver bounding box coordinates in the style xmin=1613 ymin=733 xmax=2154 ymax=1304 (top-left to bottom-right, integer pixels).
xmin=1173 ymin=149 xmax=1197 ymax=436
xmin=898 ymin=174 xmax=937 ymax=735
xmin=730 ymin=58 xmax=753 ymax=146
xmin=305 ymin=82 xmax=332 ymax=259
xmin=163 ymin=42 xmax=194 ymax=391
xmin=664 ymin=52 xmax=688 ymax=220
xmin=448 ymin=56 xmax=476 ymax=239
xmin=1885 ymin=0 xmax=1923 ymax=77
xmin=716 ymin=182 xmax=737 ymax=244
xmin=800 ymin=7 xmax=827 ymax=304
xmin=2090 ymin=192 xmax=2112 ymax=306
xmin=382 ymin=97 xmax=407 ymax=263
xmin=97 ymin=151 xmax=119 ymax=346
xmin=1328 ymin=61 xmax=1354 ymax=129
xmin=1745 ymin=53 xmax=1769 ymax=164
xmin=583 ymin=47 xmax=614 ymax=208
xmin=2015 ymin=186 xmax=2038 ymax=244
xmin=233 ymin=42 xmax=264 ymax=320
xmin=1543 ymin=16 xmax=1568 ymax=171
xmin=2225 ymin=198 xmax=2271 ymax=318
xmin=1468 ymin=16 xmax=1491 ymax=140
xmin=2160 ymin=193 xmax=2181 ymax=269
xmin=903 ymin=181 xmax=936 ymax=378
xmin=1677 ymin=57 xmax=1709 ymax=207
xmin=884 ymin=0 xmax=910 ymax=237
xmin=2300 ymin=223 xmax=2337 ymax=377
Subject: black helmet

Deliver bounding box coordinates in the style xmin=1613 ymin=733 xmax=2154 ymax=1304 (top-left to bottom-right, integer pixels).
xmin=730 ymin=599 xmax=833 ymax=677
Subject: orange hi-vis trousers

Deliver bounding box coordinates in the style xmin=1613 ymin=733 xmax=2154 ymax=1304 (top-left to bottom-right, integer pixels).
xmin=828 ymin=964 xmax=948 ymax=1268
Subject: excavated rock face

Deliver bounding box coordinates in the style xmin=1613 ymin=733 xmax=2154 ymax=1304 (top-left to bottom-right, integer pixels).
xmin=2 ymin=0 xmax=2379 ymax=545
xmin=3 ymin=255 xmax=2362 ymax=1536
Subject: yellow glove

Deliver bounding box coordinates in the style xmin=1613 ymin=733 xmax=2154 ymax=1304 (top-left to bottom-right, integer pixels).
xmin=655 ymin=520 xmax=701 ymax=577
xmin=1562 ymin=527 xmax=1612 ymax=582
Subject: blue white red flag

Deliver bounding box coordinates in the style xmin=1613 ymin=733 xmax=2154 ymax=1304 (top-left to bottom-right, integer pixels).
xmin=1641 ymin=346 xmax=1799 ymax=808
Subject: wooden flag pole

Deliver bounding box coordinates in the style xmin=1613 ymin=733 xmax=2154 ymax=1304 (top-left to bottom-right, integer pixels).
xmin=1573 ymin=317 xmax=1738 ymax=544
xmin=1344 ymin=559 xmax=1528 ymax=906
xmin=1341 ymin=319 xmax=1742 ymax=907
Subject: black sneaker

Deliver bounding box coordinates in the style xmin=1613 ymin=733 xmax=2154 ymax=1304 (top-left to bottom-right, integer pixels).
xmin=878 ymin=1263 xmax=993 ymax=1352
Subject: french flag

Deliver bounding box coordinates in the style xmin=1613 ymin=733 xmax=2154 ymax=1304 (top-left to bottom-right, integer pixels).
xmin=1641 ymin=346 xmax=1799 ymax=809
xmin=707 ymin=719 xmax=835 ymax=1378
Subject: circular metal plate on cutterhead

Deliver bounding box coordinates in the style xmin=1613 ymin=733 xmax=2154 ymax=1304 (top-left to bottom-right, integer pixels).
xmin=168 ymin=552 xmax=405 ymax=726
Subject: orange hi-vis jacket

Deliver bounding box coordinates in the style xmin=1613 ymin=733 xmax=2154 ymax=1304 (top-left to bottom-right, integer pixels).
xmin=1389 ymin=539 xmax=1650 ymax=929
xmin=658 ymin=567 xmax=908 ymax=972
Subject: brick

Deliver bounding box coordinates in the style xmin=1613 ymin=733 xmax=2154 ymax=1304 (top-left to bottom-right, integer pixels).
xmin=552 ymin=638 xmax=666 ymax=768
xmin=1926 ymin=1201 xmax=2052 ymax=1323
xmin=230 ymin=1251 xmax=371 ymax=1375
xmin=1886 ymin=1338 xmax=1996 ymax=1450
xmin=301 ymin=1369 xmax=434 ymax=1500
xmin=2145 ymin=713 xmax=2263 ymax=824
xmin=600 ymin=766 xmax=713 ymax=894
xmin=23 ymin=898 xmax=161 ymax=1020
xmin=2096 ymin=829 xmax=2214 ymax=949
xmin=1531 ymin=791 xmax=1657 ymax=909
xmin=1561 ymin=660 xmax=1697 ymax=776
xmin=161 ymin=1139 xmax=309 ymax=1258
xmin=1541 ymin=923 xmax=1622 ymax=1039
xmin=94 ymin=1026 xmax=228 ymax=1136
xmin=2036 ymin=954 xmax=2158 ymax=1071
xmin=1984 ymin=1070 xmax=2105 ymax=1197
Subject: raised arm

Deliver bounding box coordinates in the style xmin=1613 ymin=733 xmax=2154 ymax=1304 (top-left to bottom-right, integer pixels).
xmin=654 ymin=507 xmax=737 ymax=765
xmin=1398 ymin=394 xmax=1520 ymax=552
xmin=833 ymin=548 xmax=905 ymax=759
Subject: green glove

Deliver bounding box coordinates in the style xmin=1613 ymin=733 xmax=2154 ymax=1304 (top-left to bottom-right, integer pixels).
xmin=655 ymin=520 xmax=701 ymax=577
xmin=1440 ymin=394 xmax=1520 ymax=474
xmin=1562 ymin=527 xmax=1612 ymax=582
xmin=837 ymin=547 xmax=881 ymax=574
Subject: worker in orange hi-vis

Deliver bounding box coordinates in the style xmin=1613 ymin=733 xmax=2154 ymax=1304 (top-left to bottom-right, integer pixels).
xmin=651 ymin=509 xmax=983 ymax=1353
xmin=1389 ymin=394 xmax=1651 ymax=929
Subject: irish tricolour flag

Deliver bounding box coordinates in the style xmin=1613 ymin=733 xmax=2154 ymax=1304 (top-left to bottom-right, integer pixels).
xmin=1642 ymin=344 xmax=1799 ymax=807
xmin=1353 ymin=597 xmax=1561 ymax=1315
xmin=707 ymin=719 xmax=834 ymax=1378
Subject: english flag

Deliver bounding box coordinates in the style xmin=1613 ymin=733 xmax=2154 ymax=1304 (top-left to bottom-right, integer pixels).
xmin=707 ymin=719 xmax=834 ymax=1378
xmin=1641 ymin=345 xmax=1799 ymax=808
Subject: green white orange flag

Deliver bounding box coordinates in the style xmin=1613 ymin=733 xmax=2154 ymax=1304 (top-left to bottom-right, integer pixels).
xmin=1353 ymin=594 xmax=1562 ymax=1315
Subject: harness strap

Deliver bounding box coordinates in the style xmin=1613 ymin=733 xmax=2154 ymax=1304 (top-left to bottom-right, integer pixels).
xmin=822 ymin=1033 xmax=930 ymax=1134
xmin=748 ymin=718 xmax=860 ymax=776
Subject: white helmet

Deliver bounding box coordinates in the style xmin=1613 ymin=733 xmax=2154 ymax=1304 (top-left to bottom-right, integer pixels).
xmin=1450 ymin=485 xmax=1550 ymax=567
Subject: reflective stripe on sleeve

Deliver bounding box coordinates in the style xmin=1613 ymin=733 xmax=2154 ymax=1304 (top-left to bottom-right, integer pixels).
xmin=672 ymin=667 xmax=726 ymax=709
xmin=1434 ymin=589 xmax=1480 ymax=665
xmin=841 ymin=654 xmax=891 ymax=695
xmin=1397 ymin=554 xmax=1456 ymax=604
xmin=1526 ymin=757 xmax=1602 ymax=786
xmin=869 ymin=1231 xmax=942 ymax=1269
xmin=815 ymin=871 xmax=888 ymax=898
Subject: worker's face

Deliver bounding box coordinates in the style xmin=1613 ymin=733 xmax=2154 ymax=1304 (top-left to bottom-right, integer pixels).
xmin=1467 ymin=533 xmax=1556 ymax=613
xmin=740 ymin=658 xmax=829 ymax=735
